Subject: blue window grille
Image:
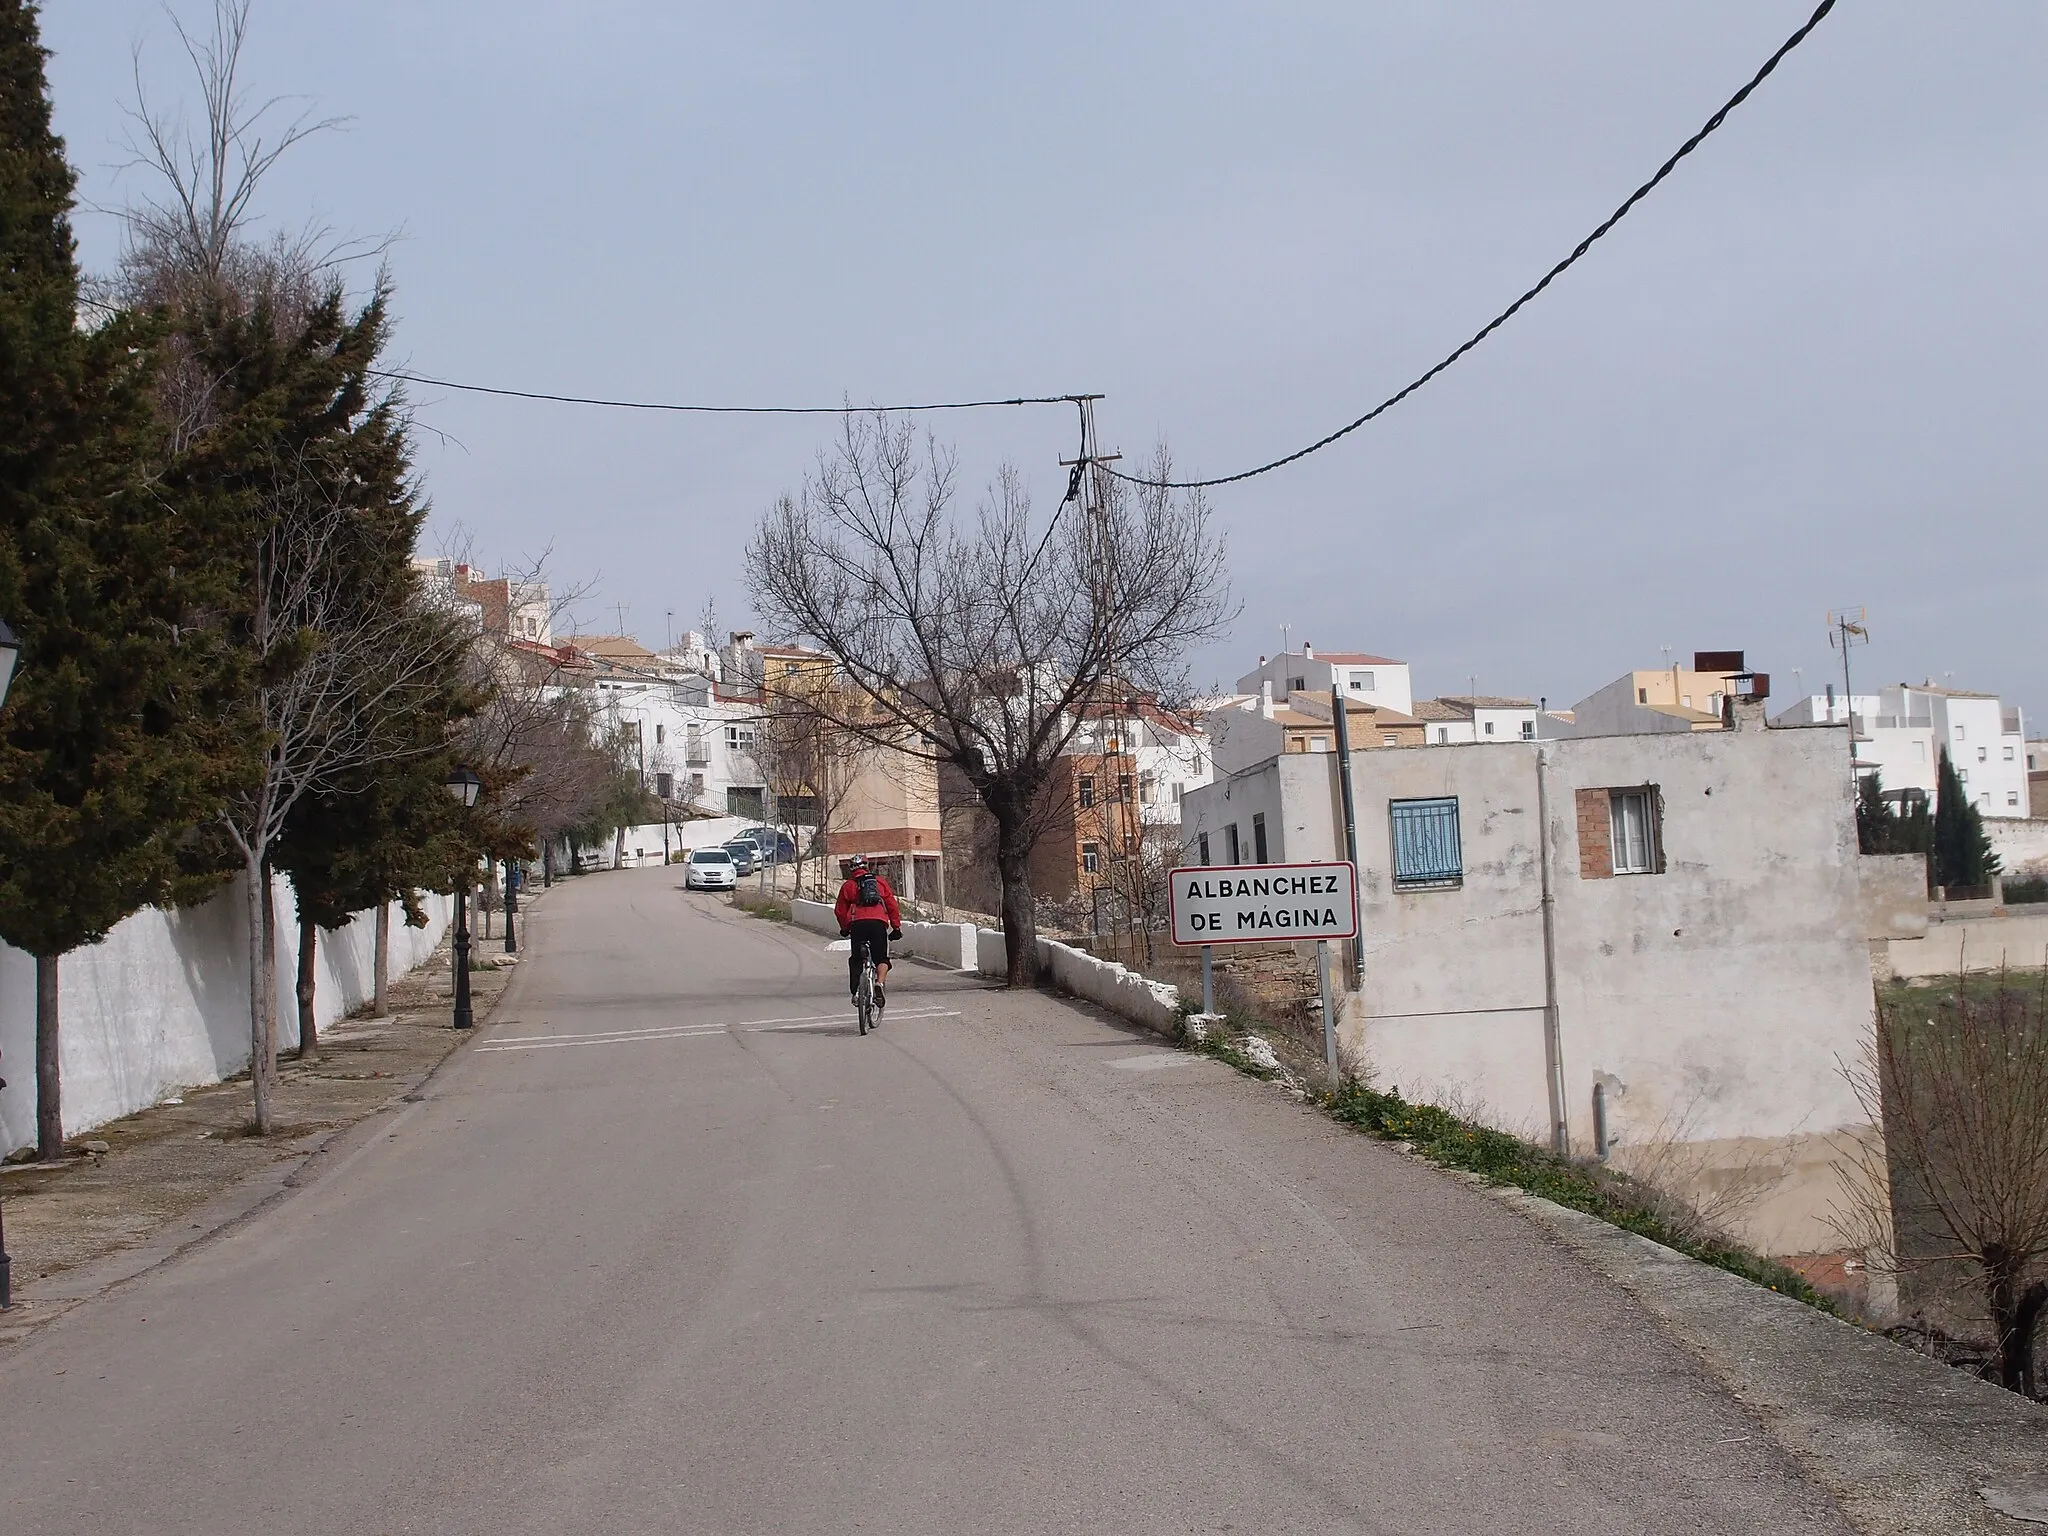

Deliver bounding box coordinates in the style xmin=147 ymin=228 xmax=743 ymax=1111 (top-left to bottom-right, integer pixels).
xmin=1390 ymin=797 xmax=1463 ymax=890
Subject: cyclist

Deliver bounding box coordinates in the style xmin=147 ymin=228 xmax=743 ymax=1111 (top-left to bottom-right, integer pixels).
xmin=834 ymin=854 xmax=903 ymax=1010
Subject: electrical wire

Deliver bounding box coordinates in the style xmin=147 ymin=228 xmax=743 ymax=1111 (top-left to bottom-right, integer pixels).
xmin=1106 ymin=0 xmax=1839 ymax=491
xmin=366 ymin=368 xmax=1084 ymax=416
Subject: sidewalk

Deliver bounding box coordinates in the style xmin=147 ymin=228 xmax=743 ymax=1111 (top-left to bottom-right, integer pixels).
xmin=0 ymin=926 xmax=519 ymax=1345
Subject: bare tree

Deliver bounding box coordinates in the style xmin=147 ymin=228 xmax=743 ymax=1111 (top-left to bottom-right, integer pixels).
xmin=220 ymin=456 xmax=468 ymax=1133
xmin=748 ymin=412 xmax=1231 ymax=984
xmin=1838 ymin=968 xmax=2048 ymax=1396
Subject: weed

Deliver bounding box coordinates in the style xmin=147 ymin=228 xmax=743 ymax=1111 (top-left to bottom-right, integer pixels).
xmin=730 ymin=891 xmax=792 ymax=924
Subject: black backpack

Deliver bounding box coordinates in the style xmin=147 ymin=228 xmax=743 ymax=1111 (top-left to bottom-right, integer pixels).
xmin=855 ymin=872 xmax=882 ymax=907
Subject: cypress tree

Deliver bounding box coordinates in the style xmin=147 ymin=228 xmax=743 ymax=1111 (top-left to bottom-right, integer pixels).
xmin=0 ymin=2 xmax=252 ymax=1159
xmin=1934 ymin=746 xmax=1999 ymax=892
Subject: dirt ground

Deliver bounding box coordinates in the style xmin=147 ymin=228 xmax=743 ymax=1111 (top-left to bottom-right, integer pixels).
xmin=0 ymin=930 xmax=515 ymax=1310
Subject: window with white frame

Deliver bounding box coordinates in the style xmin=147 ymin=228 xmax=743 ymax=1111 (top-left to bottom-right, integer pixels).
xmin=1352 ymin=671 xmax=1375 ymax=691
xmin=1081 ymin=842 xmax=1099 ymax=874
xmin=1484 ymin=720 xmax=1495 ymax=736
xmin=1438 ymin=727 xmax=1450 ymax=744
xmin=2005 ymin=745 xmax=2016 ymax=760
xmin=1979 ymin=746 xmax=1988 ymax=762
xmin=2009 ymin=792 xmax=2021 ymax=807
xmin=1310 ymin=735 xmax=1331 ymax=753
xmin=1609 ymin=789 xmax=1660 ymax=875
xmin=1521 ymin=720 xmax=1535 ymax=740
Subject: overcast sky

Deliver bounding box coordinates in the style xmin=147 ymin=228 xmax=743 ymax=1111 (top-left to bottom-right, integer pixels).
xmin=42 ymin=1 xmax=2048 ymax=718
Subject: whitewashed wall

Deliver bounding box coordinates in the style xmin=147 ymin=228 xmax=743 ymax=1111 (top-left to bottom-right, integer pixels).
xmin=0 ymin=874 xmax=450 ymax=1154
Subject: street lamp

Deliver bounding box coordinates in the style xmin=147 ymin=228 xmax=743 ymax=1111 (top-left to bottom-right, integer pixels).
xmin=503 ymin=856 xmax=519 ymax=955
xmin=445 ymin=767 xmax=484 ymax=1030
xmin=0 ymin=619 xmax=17 ymax=1305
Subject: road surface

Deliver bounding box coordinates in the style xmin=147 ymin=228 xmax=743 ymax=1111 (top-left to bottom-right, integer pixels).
xmin=0 ymin=865 xmax=1851 ymax=1534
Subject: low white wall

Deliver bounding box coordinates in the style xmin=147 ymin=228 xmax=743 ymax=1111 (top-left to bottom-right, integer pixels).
xmin=791 ymin=898 xmax=977 ymax=972
xmin=971 ymin=927 xmax=1182 ymax=1036
xmin=1888 ymin=912 xmax=2048 ymax=978
xmin=0 ymin=873 xmax=450 ymax=1154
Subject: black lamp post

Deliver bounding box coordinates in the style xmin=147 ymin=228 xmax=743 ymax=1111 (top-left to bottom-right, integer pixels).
xmin=0 ymin=619 xmax=18 ymax=1307
xmin=503 ymin=859 xmax=519 ymax=955
xmin=446 ymin=766 xmax=483 ymax=1030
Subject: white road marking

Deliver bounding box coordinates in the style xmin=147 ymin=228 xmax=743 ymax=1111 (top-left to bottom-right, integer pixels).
xmin=752 ymin=1009 xmax=960 ymax=1032
xmin=477 ymin=1027 xmax=727 ymax=1053
xmin=475 ymin=1008 xmax=964 ymax=1054
xmin=1107 ymin=1053 xmax=1198 ymax=1072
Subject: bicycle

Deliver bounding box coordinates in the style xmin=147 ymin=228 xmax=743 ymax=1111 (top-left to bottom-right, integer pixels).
xmin=854 ymin=945 xmax=879 ymax=1036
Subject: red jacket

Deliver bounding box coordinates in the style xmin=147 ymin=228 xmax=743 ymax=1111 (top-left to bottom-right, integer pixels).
xmin=835 ymin=875 xmax=901 ymax=930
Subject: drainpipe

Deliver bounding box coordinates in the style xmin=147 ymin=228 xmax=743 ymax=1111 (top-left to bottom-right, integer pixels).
xmin=1534 ymin=747 xmax=1569 ymax=1155
xmin=1330 ymin=687 xmax=1363 ymax=987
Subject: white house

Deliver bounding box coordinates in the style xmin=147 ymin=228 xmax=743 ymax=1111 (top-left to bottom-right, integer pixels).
xmin=1182 ymin=699 xmax=1901 ymax=1258
xmin=1235 ymin=646 xmax=1413 ymax=716
xmin=1413 ymin=696 xmax=1539 ymax=746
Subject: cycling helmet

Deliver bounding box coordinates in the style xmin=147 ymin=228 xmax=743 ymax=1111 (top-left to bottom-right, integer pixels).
xmin=847 ymin=854 xmax=869 ymax=872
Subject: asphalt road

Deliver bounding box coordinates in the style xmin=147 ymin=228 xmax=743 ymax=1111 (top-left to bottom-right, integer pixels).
xmin=0 ymin=866 xmax=1853 ymax=1535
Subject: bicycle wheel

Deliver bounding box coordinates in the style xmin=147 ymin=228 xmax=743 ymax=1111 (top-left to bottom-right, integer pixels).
xmin=857 ymin=965 xmax=872 ymax=1035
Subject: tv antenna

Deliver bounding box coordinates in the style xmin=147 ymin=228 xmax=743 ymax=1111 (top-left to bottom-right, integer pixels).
xmin=1827 ymin=607 xmax=1869 ymax=779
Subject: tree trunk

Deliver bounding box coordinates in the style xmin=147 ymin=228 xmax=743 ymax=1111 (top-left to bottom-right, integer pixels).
xmin=35 ymin=953 xmax=62 ymax=1161
xmin=1987 ymin=1257 xmax=2048 ymax=1396
xmin=296 ymin=914 xmax=320 ymax=1061
xmin=480 ymin=860 xmax=494 ymax=939
xmin=373 ymin=902 xmax=390 ymax=1016
xmin=542 ymin=841 xmax=554 ymax=887
xmin=245 ymin=859 xmax=273 ymax=1135
xmin=994 ymin=805 xmax=1039 ymax=988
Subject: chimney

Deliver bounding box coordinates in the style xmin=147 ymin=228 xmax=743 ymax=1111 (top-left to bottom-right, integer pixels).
xmin=1303 ymin=643 xmax=1315 ymax=660
xmin=1260 ymin=680 xmax=1274 ymax=719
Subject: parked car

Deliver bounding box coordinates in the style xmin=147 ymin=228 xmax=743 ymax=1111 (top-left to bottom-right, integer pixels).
xmin=683 ymin=847 xmax=738 ymax=891
xmin=737 ymin=826 xmax=799 ymax=864
xmin=722 ymin=839 xmax=759 ymax=876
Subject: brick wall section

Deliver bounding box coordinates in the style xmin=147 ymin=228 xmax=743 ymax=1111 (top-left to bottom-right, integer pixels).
xmin=1575 ymin=787 xmax=1614 ymax=879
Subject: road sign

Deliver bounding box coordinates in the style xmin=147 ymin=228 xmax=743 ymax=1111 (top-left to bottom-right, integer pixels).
xmin=1168 ymin=861 xmax=1358 ymax=947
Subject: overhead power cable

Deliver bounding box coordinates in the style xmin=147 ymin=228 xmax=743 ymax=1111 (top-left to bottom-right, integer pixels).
xmin=366 ymin=368 xmax=1083 ymax=416
xmin=1107 ymin=0 xmax=1839 ymax=491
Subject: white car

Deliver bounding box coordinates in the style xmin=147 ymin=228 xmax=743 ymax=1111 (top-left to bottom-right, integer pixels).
xmin=684 ymin=847 xmax=738 ymax=891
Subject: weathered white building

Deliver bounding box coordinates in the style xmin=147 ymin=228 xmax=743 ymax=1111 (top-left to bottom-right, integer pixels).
xmin=1413 ymin=696 xmax=1539 ymax=745
xmin=1184 ymin=702 xmax=1896 ymax=1258
xmin=1236 ymin=646 xmax=1414 ymax=716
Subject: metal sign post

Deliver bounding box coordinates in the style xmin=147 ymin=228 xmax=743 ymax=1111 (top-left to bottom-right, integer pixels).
xmin=1201 ymin=944 xmax=1214 ymax=1014
xmin=1316 ymin=939 xmax=1337 ymax=1088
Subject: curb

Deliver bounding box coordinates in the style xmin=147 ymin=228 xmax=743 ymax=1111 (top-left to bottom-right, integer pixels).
xmin=1489 ymin=1181 xmax=2048 ymax=1534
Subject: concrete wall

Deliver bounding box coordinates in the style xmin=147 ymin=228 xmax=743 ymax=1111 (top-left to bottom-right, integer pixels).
xmin=1988 ymin=817 xmax=2048 ymax=877
xmin=790 ymin=898 xmax=977 ymax=972
xmin=1331 ymin=721 xmax=1881 ymax=1256
xmin=1887 ymin=912 xmax=2048 ymax=978
xmin=0 ymin=875 xmax=451 ymax=1155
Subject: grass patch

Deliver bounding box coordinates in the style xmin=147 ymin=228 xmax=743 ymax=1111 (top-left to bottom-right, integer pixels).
xmin=1176 ymin=1016 xmax=1836 ymax=1316
xmin=730 ymin=890 xmax=792 ymax=923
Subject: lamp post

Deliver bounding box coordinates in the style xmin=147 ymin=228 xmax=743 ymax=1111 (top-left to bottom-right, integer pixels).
xmin=503 ymin=860 xmax=519 ymax=955
xmin=446 ymin=766 xmax=483 ymax=1029
xmin=0 ymin=619 xmax=18 ymax=1307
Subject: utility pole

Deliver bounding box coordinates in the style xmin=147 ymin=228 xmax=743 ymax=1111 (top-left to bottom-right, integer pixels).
xmin=1060 ymin=399 xmax=1132 ymax=952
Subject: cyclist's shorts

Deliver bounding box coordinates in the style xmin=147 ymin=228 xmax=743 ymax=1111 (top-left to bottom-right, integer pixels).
xmin=849 ymin=918 xmax=891 ymax=966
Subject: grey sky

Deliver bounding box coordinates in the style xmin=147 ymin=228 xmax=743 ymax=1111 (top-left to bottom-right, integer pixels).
xmin=43 ymin=2 xmax=2048 ymax=719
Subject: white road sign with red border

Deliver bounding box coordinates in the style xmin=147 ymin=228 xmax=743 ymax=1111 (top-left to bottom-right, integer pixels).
xmin=1168 ymin=861 xmax=1358 ymax=947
